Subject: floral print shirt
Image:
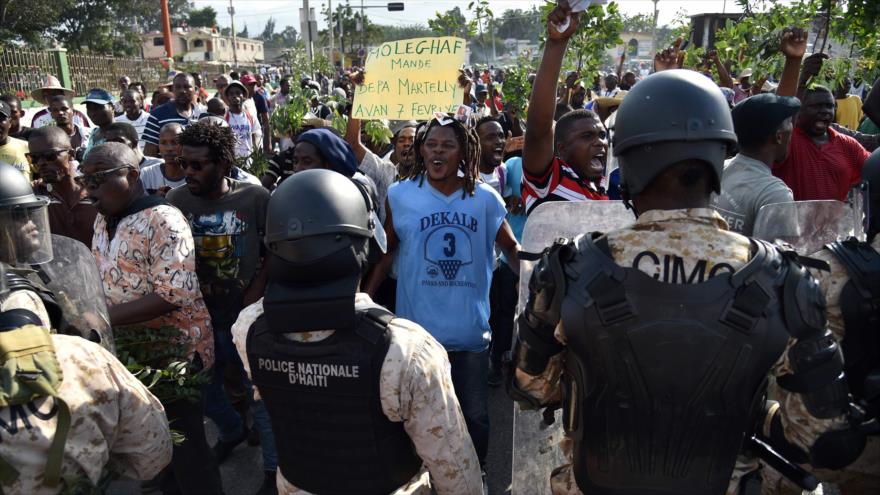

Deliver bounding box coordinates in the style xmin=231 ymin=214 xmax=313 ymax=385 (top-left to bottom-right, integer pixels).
xmin=92 ymin=204 xmax=214 ymax=368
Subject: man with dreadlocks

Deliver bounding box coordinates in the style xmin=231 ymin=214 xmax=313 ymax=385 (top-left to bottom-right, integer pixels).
xmin=365 ymin=115 xmax=520 ymax=476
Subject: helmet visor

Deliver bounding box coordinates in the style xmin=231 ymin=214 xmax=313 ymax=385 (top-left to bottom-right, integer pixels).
xmin=0 ymin=201 xmax=53 ymax=266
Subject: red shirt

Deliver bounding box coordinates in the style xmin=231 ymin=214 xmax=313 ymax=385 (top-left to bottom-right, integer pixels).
xmin=772 ymin=127 xmax=870 ymax=201
xmin=522 ymin=156 xmax=607 ymax=215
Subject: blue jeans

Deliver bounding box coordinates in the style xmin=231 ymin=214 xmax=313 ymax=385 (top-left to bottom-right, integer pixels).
xmin=205 ymin=322 xmax=278 ymax=471
xmin=447 ymin=349 xmax=490 ymax=466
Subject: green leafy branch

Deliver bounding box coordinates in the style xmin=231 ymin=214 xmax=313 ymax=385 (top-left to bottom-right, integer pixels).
xmin=114 ymin=325 xmax=210 ymax=407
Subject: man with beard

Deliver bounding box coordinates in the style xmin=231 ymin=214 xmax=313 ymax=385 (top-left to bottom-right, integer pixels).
xmin=28 ymin=127 xmax=97 ymax=247
xmin=0 ymin=100 xmax=29 ymax=180
xmin=772 ymin=86 xmax=870 ymax=201
xmin=142 ymin=73 xmax=205 ymax=158
xmin=364 ymin=115 xmax=520 ymax=475
xmin=114 ymin=89 xmax=150 ymax=151
xmin=48 ymin=96 xmax=90 ymax=155
xmin=521 ymin=8 xmax=607 ymax=215
xmin=166 ymin=121 xmax=277 ymax=495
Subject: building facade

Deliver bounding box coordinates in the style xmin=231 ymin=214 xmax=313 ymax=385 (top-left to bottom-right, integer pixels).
xmin=142 ymin=27 xmax=264 ymax=64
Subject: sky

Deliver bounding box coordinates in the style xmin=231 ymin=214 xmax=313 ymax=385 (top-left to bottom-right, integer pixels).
xmin=193 ymin=0 xmax=759 ymax=38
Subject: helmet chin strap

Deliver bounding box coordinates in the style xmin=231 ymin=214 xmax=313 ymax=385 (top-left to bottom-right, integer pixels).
xmin=619 ymin=185 xmax=640 ymax=218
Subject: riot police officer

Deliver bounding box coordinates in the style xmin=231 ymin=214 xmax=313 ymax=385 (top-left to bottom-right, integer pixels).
xmin=0 ymin=162 xmax=56 ymax=328
xmin=788 ymin=148 xmax=880 ymax=493
xmin=230 ymin=169 xmax=483 ymax=494
xmin=0 ymin=260 xmax=173 ymax=493
xmin=507 ymin=67 xmax=869 ymax=494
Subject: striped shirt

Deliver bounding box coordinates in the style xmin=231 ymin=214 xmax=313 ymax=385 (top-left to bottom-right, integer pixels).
xmin=521 ymin=156 xmax=607 ymax=215
xmin=141 ymin=101 xmax=205 ymax=145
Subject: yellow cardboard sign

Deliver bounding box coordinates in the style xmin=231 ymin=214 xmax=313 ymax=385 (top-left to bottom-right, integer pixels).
xmin=352 ymin=37 xmax=467 ymax=120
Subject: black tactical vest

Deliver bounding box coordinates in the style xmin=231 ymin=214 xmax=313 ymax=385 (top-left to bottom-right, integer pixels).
xmin=561 ymin=234 xmax=791 ymax=495
xmin=825 ymin=238 xmax=880 ymax=402
xmin=246 ymin=304 xmax=422 ymax=495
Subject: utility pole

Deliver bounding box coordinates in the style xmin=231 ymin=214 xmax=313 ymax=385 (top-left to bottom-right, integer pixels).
xmin=338 ymin=4 xmax=345 ymax=68
xmin=652 ymin=0 xmax=659 ymax=55
xmin=328 ymin=0 xmax=335 ymax=69
xmin=229 ymin=0 xmax=238 ymax=66
xmin=360 ymin=0 xmax=365 ymax=52
xmin=160 ymin=0 xmax=174 ymax=59
xmin=302 ymin=0 xmax=314 ymax=62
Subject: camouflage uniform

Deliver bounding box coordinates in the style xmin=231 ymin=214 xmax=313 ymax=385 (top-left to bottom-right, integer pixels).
xmin=0 ymin=332 xmax=172 ymax=494
xmin=231 ymin=293 xmax=483 ymax=495
xmin=758 ymin=238 xmax=880 ymax=494
xmin=514 ymin=208 xmax=847 ymax=495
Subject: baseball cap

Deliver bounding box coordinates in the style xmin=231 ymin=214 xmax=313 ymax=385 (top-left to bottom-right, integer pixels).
xmin=240 ymin=74 xmax=258 ymax=85
xmin=475 ymin=83 xmax=487 ymax=94
xmin=0 ymin=101 xmax=11 ymax=118
xmin=84 ymin=88 xmax=116 ymax=105
xmin=224 ymin=80 xmax=248 ymax=96
xmin=732 ymin=93 xmax=801 ymax=146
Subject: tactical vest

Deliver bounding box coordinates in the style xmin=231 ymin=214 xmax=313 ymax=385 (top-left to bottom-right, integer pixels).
xmin=825 ymin=238 xmax=880 ymax=404
xmin=561 ymin=234 xmax=791 ymax=495
xmin=246 ymin=305 xmax=422 ymax=495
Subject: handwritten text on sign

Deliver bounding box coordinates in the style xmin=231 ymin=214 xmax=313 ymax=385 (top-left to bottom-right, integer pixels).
xmin=353 ymin=37 xmax=466 ymax=120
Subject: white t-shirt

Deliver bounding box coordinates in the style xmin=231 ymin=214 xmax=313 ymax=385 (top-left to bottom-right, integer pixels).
xmin=479 ymin=169 xmax=503 ymax=196
xmin=225 ymin=110 xmax=262 ymax=159
xmin=115 ymin=111 xmax=151 ymax=151
xmin=140 ymin=163 xmax=186 ymax=193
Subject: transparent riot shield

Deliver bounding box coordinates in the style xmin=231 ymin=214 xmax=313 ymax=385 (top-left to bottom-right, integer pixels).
xmin=512 ymin=201 xmax=634 ymax=494
xmin=38 ymin=234 xmax=114 ymax=353
xmin=752 ymin=200 xmax=865 ymax=255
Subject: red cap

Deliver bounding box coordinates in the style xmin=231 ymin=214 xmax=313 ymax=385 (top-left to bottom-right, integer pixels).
xmin=240 ymin=74 xmax=258 ymax=85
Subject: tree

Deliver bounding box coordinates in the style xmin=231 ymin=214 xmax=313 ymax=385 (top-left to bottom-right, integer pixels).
xmin=0 ymin=0 xmax=72 ymax=45
xmin=238 ymin=24 xmax=249 ymax=39
xmin=187 ymin=6 xmax=217 ymax=28
xmin=378 ymin=24 xmax=433 ymax=42
xmin=260 ymin=17 xmax=276 ymax=41
xmin=541 ymin=1 xmax=623 ymax=74
xmin=494 ymin=8 xmax=542 ymax=42
xmin=621 ymin=12 xmax=655 ymax=33
xmin=428 ymin=7 xmax=476 ymax=39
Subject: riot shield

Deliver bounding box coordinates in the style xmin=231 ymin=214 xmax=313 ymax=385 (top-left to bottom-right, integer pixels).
xmin=512 ymin=200 xmax=634 ymax=494
xmin=38 ymin=234 xmax=114 ymax=353
xmin=752 ymin=200 xmax=865 ymax=255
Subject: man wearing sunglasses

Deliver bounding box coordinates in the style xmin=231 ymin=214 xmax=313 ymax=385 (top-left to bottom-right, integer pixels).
xmin=27 ymin=127 xmax=97 ymax=248
xmin=80 ymin=142 xmax=223 ymax=494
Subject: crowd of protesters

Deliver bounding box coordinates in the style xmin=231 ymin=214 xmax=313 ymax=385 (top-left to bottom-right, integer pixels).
xmin=1 ymin=10 xmax=880 ymax=494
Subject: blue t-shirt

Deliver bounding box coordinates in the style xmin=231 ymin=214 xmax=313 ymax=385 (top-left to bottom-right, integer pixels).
xmin=252 ymin=91 xmax=269 ymax=114
xmin=388 ymin=179 xmax=506 ymax=352
xmin=502 ymin=157 xmax=526 ymax=243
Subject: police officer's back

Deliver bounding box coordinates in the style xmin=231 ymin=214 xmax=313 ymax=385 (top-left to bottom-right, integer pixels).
xmin=230 ymin=169 xmax=483 ymax=494
xmin=508 ymin=69 xmax=868 ymax=495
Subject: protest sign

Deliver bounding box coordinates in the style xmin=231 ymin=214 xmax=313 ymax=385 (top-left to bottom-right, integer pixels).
xmin=352 ymin=36 xmax=467 ymax=120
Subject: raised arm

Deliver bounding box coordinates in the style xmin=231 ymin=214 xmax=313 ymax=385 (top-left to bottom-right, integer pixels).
xmin=522 ymin=1 xmax=579 ymax=178
xmin=708 ymin=50 xmax=734 ymax=89
xmin=777 ymin=28 xmax=808 ymax=97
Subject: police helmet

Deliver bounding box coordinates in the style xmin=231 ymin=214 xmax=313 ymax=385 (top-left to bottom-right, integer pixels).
xmin=0 ymin=163 xmax=53 ymax=265
xmin=264 ymin=169 xmax=376 ymax=283
xmin=613 ymin=69 xmax=737 ymax=197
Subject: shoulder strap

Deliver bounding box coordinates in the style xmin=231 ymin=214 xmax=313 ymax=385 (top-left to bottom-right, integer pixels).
xmin=355 ymin=305 xmax=394 ymax=344
xmin=826 ymin=238 xmax=880 ymax=300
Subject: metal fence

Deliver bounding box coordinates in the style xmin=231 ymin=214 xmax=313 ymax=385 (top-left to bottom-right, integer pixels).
xmin=67 ymin=53 xmax=165 ymax=96
xmin=0 ymin=46 xmax=62 ymax=100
